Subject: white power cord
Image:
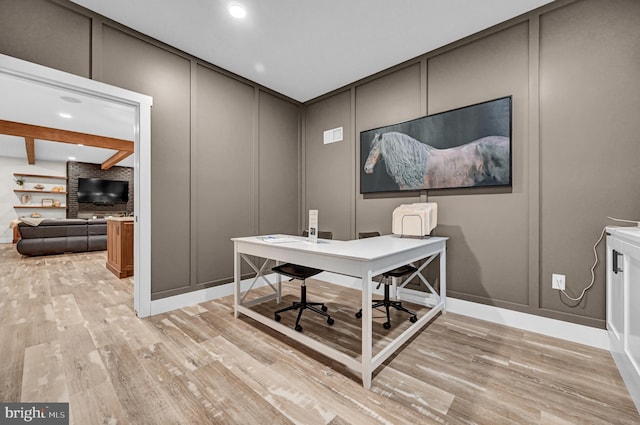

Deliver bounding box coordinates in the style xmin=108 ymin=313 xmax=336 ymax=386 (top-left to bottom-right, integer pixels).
xmin=560 ymin=227 xmax=606 ymax=302
xmin=560 ymin=216 xmax=639 ymax=302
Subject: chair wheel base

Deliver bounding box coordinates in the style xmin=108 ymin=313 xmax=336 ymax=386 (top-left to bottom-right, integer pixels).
xmin=383 ymin=321 xmax=391 ymax=329
xmin=321 ymin=305 xmax=328 ymax=312
xmin=327 ymin=317 xmax=334 ymax=326
xmin=410 ymin=315 xmax=418 ymax=323
xmin=274 ymin=314 xmax=281 ymax=322
xmin=355 ymin=310 xmax=362 ymax=319
xmin=295 ymin=324 xmax=303 ymax=332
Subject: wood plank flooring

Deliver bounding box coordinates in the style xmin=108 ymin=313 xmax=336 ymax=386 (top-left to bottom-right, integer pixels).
xmin=1 ymin=244 xmax=638 ymax=424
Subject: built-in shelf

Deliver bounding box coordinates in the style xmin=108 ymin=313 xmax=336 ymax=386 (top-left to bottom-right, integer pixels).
xmin=13 ymin=173 xmax=68 ymax=217
xmin=14 ymin=206 xmax=67 ymax=209
xmin=14 ymin=189 xmax=68 ymax=194
xmin=14 ymin=173 xmax=67 ymax=180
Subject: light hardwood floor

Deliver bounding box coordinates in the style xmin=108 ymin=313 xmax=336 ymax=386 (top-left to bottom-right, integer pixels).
xmin=1 ymin=244 xmax=638 ymax=424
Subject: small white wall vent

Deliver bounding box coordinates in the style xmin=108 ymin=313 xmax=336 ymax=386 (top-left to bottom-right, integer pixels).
xmin=323 ymin=127 xmax=343 ymax=144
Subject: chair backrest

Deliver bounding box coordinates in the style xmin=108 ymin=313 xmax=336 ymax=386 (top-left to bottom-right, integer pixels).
xmin=301 ymin=230 xmax=333 ymax=239
xmin=358 ymin=232 xmax=380 ymax=239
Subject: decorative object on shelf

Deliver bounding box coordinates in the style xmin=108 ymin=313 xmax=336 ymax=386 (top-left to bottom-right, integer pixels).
xmin=20 ymin=194 xmax=32 ymax=205
xmin=14 ymin=176 xmax=25 ymax=187
xmin=53 ymin=200 xmax=61 ymax=207
xmin=31 ymin=213 xmax=41 ymax=218
xmin=52 ymin=186 xmax=65 ymax=192
xmin=33 ymin=184 xmax=45 ymax=190
xmin=41 ymin=199 xmax=54 ymax=207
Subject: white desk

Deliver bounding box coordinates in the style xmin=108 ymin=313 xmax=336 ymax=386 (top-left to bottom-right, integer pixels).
xmin=232 ymin=234 xmax=448 ymax=389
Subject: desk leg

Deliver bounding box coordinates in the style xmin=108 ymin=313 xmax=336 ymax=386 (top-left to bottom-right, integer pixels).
xmin=440 ymin=246 xmax=447 ymax=313
xmin=234 ymin=243 xmax=241 ymax=318
xmin=361 ymin=269 xmax=373 ymax=389
xmin=275 ymin=260 xmax=282 ymax=304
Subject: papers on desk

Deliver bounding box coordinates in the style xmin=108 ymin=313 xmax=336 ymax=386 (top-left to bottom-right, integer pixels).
xmin=260 ymin=236 xmax=299 ymax=244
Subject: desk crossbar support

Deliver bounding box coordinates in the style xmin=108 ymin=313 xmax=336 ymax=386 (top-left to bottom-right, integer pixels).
xmin=239 ymin=254 xmax=277 ymax=305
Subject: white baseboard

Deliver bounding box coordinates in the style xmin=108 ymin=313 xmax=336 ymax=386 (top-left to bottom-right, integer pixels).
xmin=446 ymin=298 xmax=609 ymax=350
xmin=149 ymin=273 xmax=279 ymax=316
xmin=0 ymin=238 xmax=13 ymax=244
xmin=318 ymin=272 xmax=609 ymax=350
xmin=149 ymin=271 xmax=608 ymax=350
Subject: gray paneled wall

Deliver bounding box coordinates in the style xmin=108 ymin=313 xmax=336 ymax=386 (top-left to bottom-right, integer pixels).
xmin=303 ymin=91 xmax=353 ymax=239
xmin=0 ymin=0 xmax=91 ymax=78
xmin=0 ymin=0 xmax=301 ymax=300
xmin=427 ymin=22 xmax=531 ymax=309
xmin=538 ymin=0 xmax=640 ymax=320
xmin=100 ymin=24 xmax=193 ymax=298
xmin=193 ymin=64 xmax=255 ymax=288
xmin=303 ymin=0 xmax=640 ymax=328
xmin=258 ymin=92 xmax=300 ymax=236
xmin=3 ymin=0 xmax=640 ymax=327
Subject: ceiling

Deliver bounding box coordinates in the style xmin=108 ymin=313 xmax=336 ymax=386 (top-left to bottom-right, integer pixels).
xmin=2 ymin=0 xmax=554 ymax=167
xmin=0 ymin=71 xmax=135 ymax=168
xmin=70 ymin=0 xmax=554 ymax=102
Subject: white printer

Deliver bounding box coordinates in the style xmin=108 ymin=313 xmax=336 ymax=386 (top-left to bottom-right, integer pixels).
xmin=392 ymin=203 xmax=438 ymax=237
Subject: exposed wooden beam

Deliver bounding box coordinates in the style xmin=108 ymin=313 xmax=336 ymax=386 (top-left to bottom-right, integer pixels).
xmin=25 ymin=137 xmax=35 ymax=164
xmin=0 ymin=119 xmax=134 ymax=152
xmin=102 ymin=150 xmax=133 ymax=170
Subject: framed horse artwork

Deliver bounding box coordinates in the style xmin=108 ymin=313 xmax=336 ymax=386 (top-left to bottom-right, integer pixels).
xmin=360 ymin=96 xmax=512 ymax=193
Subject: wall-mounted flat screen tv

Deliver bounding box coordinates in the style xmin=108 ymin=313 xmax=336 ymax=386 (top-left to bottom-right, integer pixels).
xmin=360 ymin=96 xmax=512 ymax=193
xmin=77 ymin=177 xmax=129 ymax=204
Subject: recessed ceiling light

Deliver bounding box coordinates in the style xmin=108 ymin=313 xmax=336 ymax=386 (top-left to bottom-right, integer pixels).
xmin=228 ymin=3 xmax=246 ymax=19
xmin=59 ymin=112 xmax=72 ymax=119
xmin=68 ymin=156 xmax=76 ymax=160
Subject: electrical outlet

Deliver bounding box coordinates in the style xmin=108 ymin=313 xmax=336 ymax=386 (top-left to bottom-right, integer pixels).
xmin=552 ymin=273 xmax=565 ymax=290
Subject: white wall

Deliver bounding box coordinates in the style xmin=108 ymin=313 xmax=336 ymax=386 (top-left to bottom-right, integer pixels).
xmin=0 ymin=156 xmax=67 ymax=243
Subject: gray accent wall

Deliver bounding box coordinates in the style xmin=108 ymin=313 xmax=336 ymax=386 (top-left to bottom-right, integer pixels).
xmin=0 ymin=0 xmax=301 ymax=300
xmin=2 ymin=0 xmax=639 ymax=327
xmin=303 ymin=0 xmax=640 ymax=328
xmin=303 ymin=91 xmax=353 ymax=239
xmin=0 ymin=0 xmax=91 ymax=78
xmin=100 ymin=24 xmax=193 ymax=297
xmin=193 ymin=64 xmax=255 ymax=288
xmin=258 ymin=92 xmax=300 ymax=236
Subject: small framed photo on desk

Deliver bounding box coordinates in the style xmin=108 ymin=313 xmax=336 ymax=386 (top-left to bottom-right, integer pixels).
xmin=41 ymin=199 xmax=54 ymax=207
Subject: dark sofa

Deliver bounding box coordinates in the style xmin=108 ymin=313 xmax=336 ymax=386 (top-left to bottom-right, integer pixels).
xmin=17 ymin=219 xmax=107 ymax=256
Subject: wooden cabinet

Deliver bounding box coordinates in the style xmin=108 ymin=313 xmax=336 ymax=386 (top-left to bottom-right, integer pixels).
xmin=13 ymin=225 xmax=21 ymax=244
xmin=106 ymin=218 xmax=134 ymax=278
xmin=606 ymin=226 xmax=640 ymax=412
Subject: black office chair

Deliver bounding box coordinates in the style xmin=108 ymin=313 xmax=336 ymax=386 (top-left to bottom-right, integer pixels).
xmin=272 ymin=230 xmax=334 ymax=332
xmin=355 ymin=232 xmax=418 ymax=329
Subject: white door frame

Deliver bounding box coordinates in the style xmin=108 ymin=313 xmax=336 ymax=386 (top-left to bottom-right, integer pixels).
xmin=0 ymin=53 xmax=153 ymax=317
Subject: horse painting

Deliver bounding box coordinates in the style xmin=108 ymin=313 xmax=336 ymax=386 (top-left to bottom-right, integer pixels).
xmin=363 ymin=131 xmax=510 ymax=190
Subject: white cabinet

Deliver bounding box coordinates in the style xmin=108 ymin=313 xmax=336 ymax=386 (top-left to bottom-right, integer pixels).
xmin=607 ymin=226 xmax=640 ymax=412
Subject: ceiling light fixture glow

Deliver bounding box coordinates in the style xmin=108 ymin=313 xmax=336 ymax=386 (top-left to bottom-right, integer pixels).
xmin=228 ymin=3 xmax=246 ymax=19
xmin=68 ymin=156 xmax=76 ymax=160
xmin=58 ymin=112 xmax=72 ymax=119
